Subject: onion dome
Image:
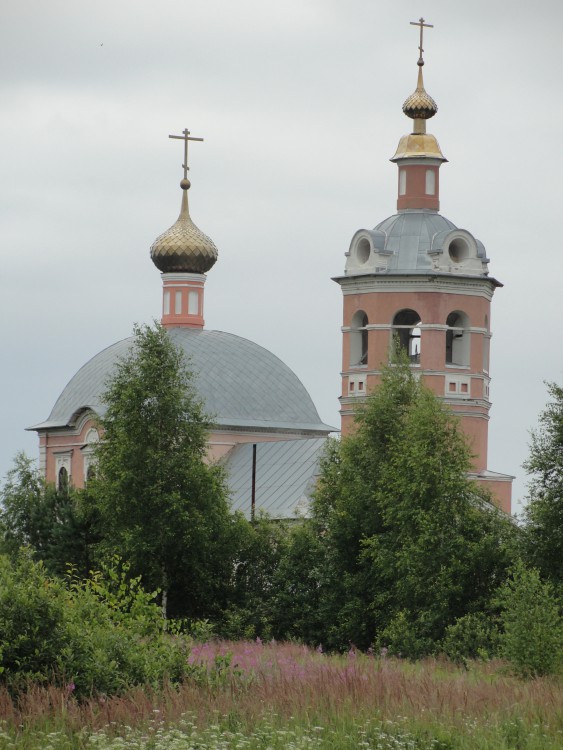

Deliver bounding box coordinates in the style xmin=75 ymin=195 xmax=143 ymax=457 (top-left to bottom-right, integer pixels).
xmin=402 ymin=65 xmax=437 ymax=122
xmin=150 ymin=177 xmax=218 ymax=274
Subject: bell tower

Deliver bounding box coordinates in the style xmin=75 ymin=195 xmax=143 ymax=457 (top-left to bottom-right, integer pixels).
xmin=334 ymin=19 xmax=513 ymax=512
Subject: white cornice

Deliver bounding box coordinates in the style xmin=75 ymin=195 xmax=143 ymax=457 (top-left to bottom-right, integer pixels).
xmin=339 ymin=395 xmax=491 ymax=415
xmin=342 ymin=323 xmax=490 ymax=334
xmin=444 ymin=404 xmax=491 ymax=418
xmin=341 ymin=367 xmax=491 ymax=381
xmin=162 ymin=272 xmax=206 ymax=283
xmin=335 ymin=274 xmax=498 ymax=300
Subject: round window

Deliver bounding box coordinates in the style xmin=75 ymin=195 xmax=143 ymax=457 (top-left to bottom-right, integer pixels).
xmin=448 ymin=237 xmax=470 ymax=263
xmin=355 ymin=237 xmax=371 ymax=265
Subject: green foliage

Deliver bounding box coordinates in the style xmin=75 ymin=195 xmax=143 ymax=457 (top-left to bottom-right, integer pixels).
xmin=184 ymin=618 xmax=217 ymax=641
xmin=0 ymin=452 xmax=100 ymax=577
xmin=0 ymin=552 xmax=191 ymax=697
xmin=312 ymin=357 xmax=515 ymax=654
xmin=0 ymin=453 xmax=43 ymax=555
xmin=91 ymin=323 xmax=233 ymax=619
xmin=219 ymin=515 xmax=291 ymax=640
xmin=0 ymin=552 xmax=67 ymax=686
xmin=219 ymin=515 xmax=338 ymax=644
xmin=268 ymin=521 xmax=329 ymax=644
xmin=441 ymin=612 xmax=500 ymax=665
xmin=522 ymin=381 xmax=563 ymax=591
xmin=497 ymin=560 xmax=563 ymax=677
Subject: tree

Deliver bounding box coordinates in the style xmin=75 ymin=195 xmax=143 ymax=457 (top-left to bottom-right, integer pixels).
xmin=311 ymin=357 xmax=515 ymax=655
xmin=522 ymin=381 xmax=563 ymax=590
xmin=268 ymin=520 xmax=328 ymax=644
xmin=497 ymin=560 xmax=563 ymax=677
xmin=91 ymin=323 xmax=233 ymax=619
xmin=0 ymin=453 xmax=44 ymax=556
xmin=0 ymin=453 xmax=99 ymax=577
xmin=219 ymin=514 xmax=291 ymax=640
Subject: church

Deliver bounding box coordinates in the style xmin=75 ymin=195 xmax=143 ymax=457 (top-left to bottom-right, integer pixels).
xmin=29 ymin=20 xmax=513 ymax=516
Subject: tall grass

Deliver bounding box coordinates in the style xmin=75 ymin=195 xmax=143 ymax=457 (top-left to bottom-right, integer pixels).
xmin=0 ymin=641 xmax=561 ymax=749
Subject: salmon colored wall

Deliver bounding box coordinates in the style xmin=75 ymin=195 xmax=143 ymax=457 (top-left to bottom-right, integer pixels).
xmin=206 ymin=431 xmax=320 ymax=462
xmin=397 ymin=164 xmax=440 ymax=211
xmin=161 ymin=277 xmax=205 ymax=329
xmin=342 ymin=290 xmax=490 ymax=375
xmin=41 ymin=417 xmax=99 ymax=488
xmin=340 ymin=285 xmax=501 ymax=499
xmin=343 ymin=289 xmax=490 ymax=335
xmin=474 ymin=477 xmax=512 ymax=514
xmin=41 ymin=422 xmax=326 ymax=489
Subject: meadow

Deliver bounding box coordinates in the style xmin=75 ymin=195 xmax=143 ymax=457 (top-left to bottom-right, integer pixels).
xmin=0 ymin=640 xmax=561 ymax=749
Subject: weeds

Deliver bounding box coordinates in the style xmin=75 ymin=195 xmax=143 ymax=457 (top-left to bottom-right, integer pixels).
xmin=0 ymin=641 xmax=561 ymax=749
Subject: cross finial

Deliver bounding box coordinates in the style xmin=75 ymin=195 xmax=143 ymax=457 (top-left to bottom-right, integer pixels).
xmin=410 ymin=17 xmax=433 ymax=66
xmin=169 ymin=128 xmax=204 ymax=181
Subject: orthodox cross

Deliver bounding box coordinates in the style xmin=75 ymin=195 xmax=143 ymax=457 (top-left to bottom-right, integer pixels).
xmin=410 ymin=17 xmax=433 ymax=65
xmin=169 ymin=128 xmax=204 ymax=179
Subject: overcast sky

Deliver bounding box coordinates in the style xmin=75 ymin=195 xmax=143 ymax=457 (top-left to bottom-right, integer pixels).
xmin=1 ymin=0 xmax=561 ymax=515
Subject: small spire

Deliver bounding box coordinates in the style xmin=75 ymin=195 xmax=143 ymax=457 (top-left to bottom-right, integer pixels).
xmin=403 ymin=18 xmax=437 ymax=134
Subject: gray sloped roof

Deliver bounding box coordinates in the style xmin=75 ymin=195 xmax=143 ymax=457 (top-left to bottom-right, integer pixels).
xmin=376 ymin=212 xmax=457 ymax=271
xmin=30 ymin=329 xmax=334 ymax=435
xmin=223 ymin=437 xmax=328 ymax=519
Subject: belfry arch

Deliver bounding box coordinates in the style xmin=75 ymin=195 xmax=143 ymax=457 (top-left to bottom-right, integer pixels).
xmin=446 ymin=311 xmax=470 ymax=366
xmin=392 ymin=309 xmax=421 ymax=364
xmin=350 ymin=311 xmax=368 ymax=366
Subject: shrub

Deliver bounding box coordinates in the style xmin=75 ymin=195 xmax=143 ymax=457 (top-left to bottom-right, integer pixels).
xmin=0 ymin=553 xmax=67 ymax=690
xmin=0 ymin=553 xmax=191 ymax=697
xmin=441 ymin=612 xmax=500 ymax=664
xmin=497 ymin=561 xmax=563 ymax=677
xmin=377 ymin=610 xmax=434 ymax=659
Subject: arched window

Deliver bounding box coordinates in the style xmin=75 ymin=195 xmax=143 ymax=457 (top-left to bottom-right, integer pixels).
xmin=83 ymin=428 xmax=100 ymax=482
xmin=350 ymin=311 xmax=368 ymax=366
xmin=392 ymin=309 xmax=421 ymax=363
xmin=446 ymin=311 xmax=470 ymax=366
xmin=58 ymin=466 xmax=69 ymax=494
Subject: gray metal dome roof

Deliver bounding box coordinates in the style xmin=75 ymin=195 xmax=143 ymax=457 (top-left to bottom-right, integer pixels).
xmin=343 ymin=210 xmax=490 ymax=277
xmin=375 ymin=212 xmax=457 ymax=271
xmin=32 ymin=329 xmax=333 ymax=434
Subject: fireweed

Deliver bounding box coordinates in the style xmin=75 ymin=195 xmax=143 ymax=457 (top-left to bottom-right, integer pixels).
xmin=0 ymin=641 xmax=561 ymax=749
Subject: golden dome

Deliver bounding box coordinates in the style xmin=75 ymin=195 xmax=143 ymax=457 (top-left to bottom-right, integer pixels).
xmin=402 ymin=65 xmax=437 ymax=121
xmin=150 ymin=180 xmax=218 ymax=274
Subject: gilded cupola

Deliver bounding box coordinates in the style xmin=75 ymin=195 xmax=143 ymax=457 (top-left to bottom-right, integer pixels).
xmin=150 ymin=129 xmax=218 ymax=274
